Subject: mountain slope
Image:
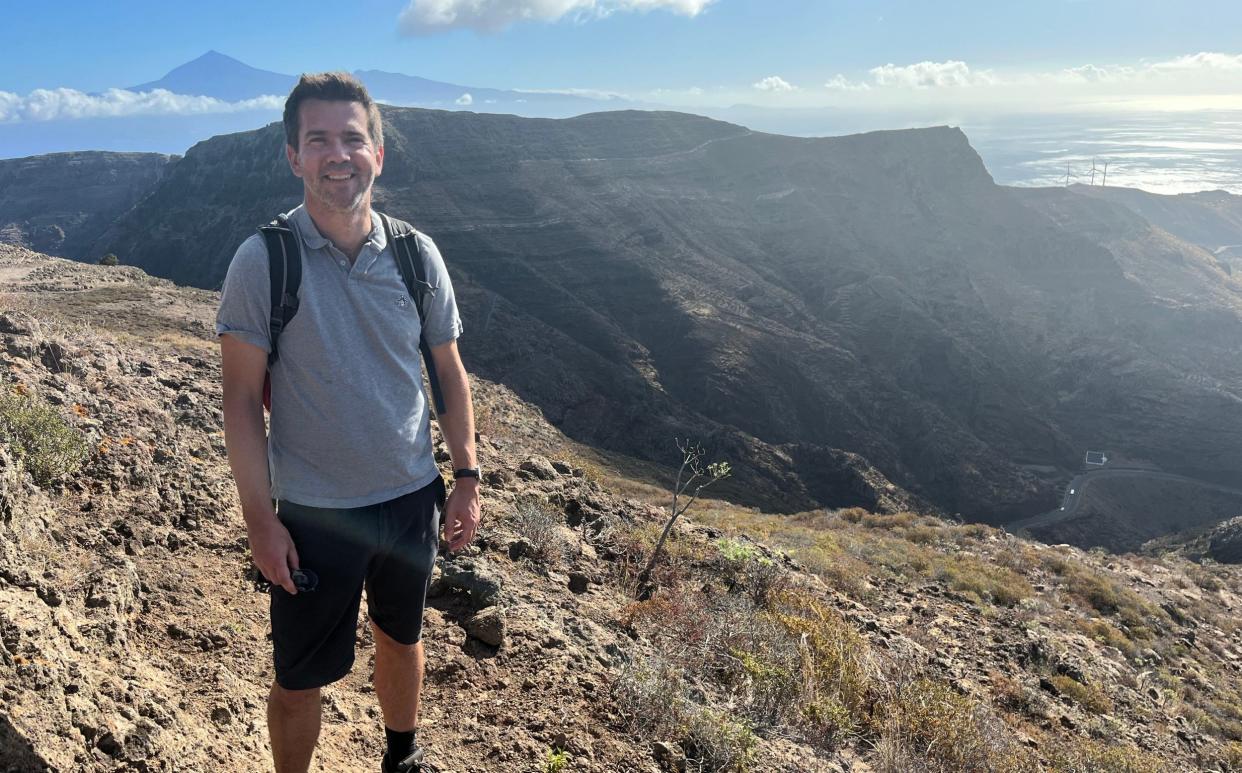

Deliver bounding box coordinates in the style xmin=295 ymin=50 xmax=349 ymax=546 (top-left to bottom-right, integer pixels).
xmin=0 ymin=151 xmax=172 ymax=259
xmin=88 ymin=108 xmax=1242 ymax=527
xmin=3 ymin=245 xmax=1242 ymax=772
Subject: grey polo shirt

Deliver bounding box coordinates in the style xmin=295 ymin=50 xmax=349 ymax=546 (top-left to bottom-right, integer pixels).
xmin=215 ymin=204 xmax=463 ymax=508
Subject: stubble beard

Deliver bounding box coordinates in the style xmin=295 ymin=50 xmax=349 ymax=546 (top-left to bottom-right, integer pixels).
xmin=308 ymin=169 xmax=373 ymax=214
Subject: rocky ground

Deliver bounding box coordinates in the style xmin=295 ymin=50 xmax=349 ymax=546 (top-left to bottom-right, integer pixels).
xmin=3 ymin=245 xmax=1242 ymax=772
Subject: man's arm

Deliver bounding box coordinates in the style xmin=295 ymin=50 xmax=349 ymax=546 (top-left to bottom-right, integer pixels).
xmin=220 ymin=334 xmax=300 ymax=594
xmin=428 ymin=339 xmax=479 ymax=552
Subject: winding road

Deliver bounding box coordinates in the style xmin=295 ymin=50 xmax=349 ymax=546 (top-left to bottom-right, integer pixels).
xmin=1006 ymin=467 xmax=1242 ymax=536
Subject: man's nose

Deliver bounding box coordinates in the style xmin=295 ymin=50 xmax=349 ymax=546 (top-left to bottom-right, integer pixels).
xmin=324 ymin=138 xmax=350 ymax=162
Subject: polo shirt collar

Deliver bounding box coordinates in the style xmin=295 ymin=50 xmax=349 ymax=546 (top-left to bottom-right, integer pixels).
xmin=288 ymin=204 xmax=387 ymax=255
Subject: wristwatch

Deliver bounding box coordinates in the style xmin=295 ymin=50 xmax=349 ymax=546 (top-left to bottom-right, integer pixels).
xmin=453 ymin=467 xmax=481 ymax=481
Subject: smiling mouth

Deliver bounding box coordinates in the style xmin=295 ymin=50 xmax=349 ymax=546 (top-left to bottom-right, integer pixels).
xmin=324 ymin=173 xmax=355 ymax=181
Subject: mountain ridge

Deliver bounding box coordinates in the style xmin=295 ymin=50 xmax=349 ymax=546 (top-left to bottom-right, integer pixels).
xmin=4 ymin=109 xmax=1242 ymax=547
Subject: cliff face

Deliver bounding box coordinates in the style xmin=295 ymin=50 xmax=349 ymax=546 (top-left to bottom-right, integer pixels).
xmin=84 ymin=109 xmax=1242 ymax=524
xmin=0 ymin=152 xmax=173 ymax=259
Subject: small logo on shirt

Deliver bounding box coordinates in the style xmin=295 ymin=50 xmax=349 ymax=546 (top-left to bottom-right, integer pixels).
xmin=395 ymin=294 xmax=410 ymax=308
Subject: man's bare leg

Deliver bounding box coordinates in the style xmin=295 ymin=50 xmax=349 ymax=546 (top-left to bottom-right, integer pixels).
xmin=372 ymin=621 xmax=425 ymax=734
xmin=268 ymin=683 xmax=322 ymax=773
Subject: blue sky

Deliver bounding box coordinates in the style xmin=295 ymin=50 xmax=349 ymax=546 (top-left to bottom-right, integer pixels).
xmin=5 ymin=0 xmax=1242 ymax=102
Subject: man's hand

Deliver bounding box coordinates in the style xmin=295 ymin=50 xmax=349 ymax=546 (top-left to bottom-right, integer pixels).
xmin=247 ymin=515 xmax=301 ymax=595
xmin=443 ymin=479 xmax=481 ymax=553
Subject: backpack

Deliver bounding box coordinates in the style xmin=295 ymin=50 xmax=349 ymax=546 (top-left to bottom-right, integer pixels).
xmin=256 ymin=211 xmax=446 ymax=415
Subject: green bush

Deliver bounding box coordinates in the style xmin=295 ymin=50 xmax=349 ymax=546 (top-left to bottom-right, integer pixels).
xmin=542 ymin=747 xmax=569 ymax=773
xmin=0 ymin=386 xmax=89 ymax=486
xmin=98 ymin=253 xmax=119 ymax=266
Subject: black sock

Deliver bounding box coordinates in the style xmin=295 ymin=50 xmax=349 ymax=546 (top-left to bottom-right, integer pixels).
xmin=385 ymin=727 xmax=418 ymax=764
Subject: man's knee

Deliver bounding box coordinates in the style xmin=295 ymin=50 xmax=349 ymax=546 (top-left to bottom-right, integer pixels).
xmin=269 ymin=682 xmax=322 ymax=712
xmin=371 ymin=620 xmax=422 ymax=656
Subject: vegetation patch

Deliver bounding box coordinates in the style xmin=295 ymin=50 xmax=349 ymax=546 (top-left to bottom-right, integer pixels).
xmin=0 ymin=384 xmax=90 ymax=487
xmin=1048 ymin=675 xmax=1114 ymax=715
xmin=1047 ymin=737 xmax=1166 ymax=772
xmin=876 ymin=678 xmax=1037 ymax=772
xmin=510 ymin=496 xmax=570 ymax=565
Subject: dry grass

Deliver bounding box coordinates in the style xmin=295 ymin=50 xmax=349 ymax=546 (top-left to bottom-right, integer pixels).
xmin=874 ymin=678 xmax=1039 ymax=772
xmin=1046 ymin=737 xmax=1167 ymax=772
xmin=510 ymin=496 xmax=571 ymax=565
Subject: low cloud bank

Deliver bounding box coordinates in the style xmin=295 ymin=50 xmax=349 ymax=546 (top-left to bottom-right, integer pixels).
xmin=0 ymin=88 xmax=283 ymax=123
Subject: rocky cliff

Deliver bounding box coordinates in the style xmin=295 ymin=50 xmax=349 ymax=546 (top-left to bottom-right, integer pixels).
xmin=0 ymin=152 xmax=173 ymax=259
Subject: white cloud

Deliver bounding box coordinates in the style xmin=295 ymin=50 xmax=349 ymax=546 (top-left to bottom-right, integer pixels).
xmin=753 ymin=76 xmax=796 ymax=92
xmin=824 ymin=74 xmax=870 ymax=92
xmin=399 ymin=0 xmax=714 ymax=34
xmin=1152 ymin=52 xmax=1242 ymax=72
xmin=1058 ymin=64 xmax=1128 ymax=83
xmin=857 ymin=52 xmax=1242 ymax=93
xmin=456 ymin=92 xmax=473 ymax=105
xmin=869 ymin=60 xmax=996 ymax=88
xmin=513 ymin=86 xmax=628 ymax=100
xmin=0 ymin=88 xmax=283 ymax=122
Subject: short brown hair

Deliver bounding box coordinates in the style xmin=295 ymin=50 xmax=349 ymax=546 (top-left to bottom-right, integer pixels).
xmin=283 ymin=72 xmax=383 ymax=150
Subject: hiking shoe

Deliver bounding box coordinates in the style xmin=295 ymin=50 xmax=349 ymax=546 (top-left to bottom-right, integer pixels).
xmin=381 ymin=746 xmax=440 ymax=773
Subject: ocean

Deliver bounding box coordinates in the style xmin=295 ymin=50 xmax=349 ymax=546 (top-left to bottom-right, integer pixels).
xmin=964 ymin=110 xmax=1242 ymax=195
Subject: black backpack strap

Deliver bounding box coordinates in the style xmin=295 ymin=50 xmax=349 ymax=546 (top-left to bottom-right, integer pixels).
xmin=380 ymin=213 xmax=447 ymax=416
xmin=258 ymin=214 xmax=301 ymax=367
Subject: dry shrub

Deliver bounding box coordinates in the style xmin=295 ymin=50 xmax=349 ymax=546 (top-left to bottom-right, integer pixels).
xmin=901 ymin=525 xmax=940 ymax=545
xmin=861 ymin=512 xmax=917 ymax=530
xmin=624 ymin=584 xmax=870 ymax=751
xmin=990 ymin=671 xmax=1042 ymax=717
xmin=714 ymin=538 xmax=789 ymax=607
xmin=511 ymin=496 xmax=570 ymax=564
xmin=791 ymin=541 xmax=870 ymax=599
xmin=935 ymin=556 xmax=1032 ymax=607
xmin=951 ymin=523 xmax=991 ymax=542
xmin=1075 ymin=617 xmax=1139 ymax=660
xmin=1048 ymin=675 xmax=1114 ymax=715
xmin=768 ymin=588 xmax=877 ymax=739
xmin=610 ymin=654 xmax=757 ymax=773
xmin=1189 ymin=565 xmax=1226 ymax=593
xmin=838 ymin=507 xmax=868 ymax=524
xmin=1221 ymin=741 xmax=1242 ymax=770
xmin=611 ymin=653 xmax=687 ymax=736
xmin=682 ymin=708 xmax=758 ymax=773
xmin=1047 ymin=737 xmax=1166 ymax=772
xmin=1054 ymin=562 xmax=1167 ymax=640
xmin=608 ymin=519 xmax=699 ymax=591
xmin=875 ymin=678 xmax=1038 ymax=773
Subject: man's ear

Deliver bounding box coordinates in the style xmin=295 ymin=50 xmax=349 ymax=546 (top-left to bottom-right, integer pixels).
xmin=374 ymin=144 xmax=384 ymax=178
xmin=286 ymin=144 xmax=304 ymax=179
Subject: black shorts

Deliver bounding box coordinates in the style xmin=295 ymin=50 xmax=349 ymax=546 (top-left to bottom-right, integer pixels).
xmin=270 ymin=476 xmax=445 ymax=690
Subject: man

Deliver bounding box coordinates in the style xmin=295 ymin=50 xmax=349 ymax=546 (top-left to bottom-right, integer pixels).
xmin=216 ymin=72 xmax=480 ymax=773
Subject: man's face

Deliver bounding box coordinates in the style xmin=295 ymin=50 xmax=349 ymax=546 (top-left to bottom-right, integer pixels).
xmin=286 ymin=99 xmax=384 ymax=213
